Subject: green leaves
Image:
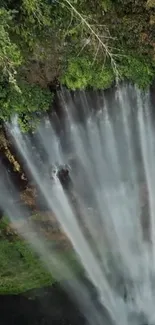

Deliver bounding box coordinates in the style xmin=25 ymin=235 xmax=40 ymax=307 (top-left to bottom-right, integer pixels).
xmin=61 ymin=54 xmax=155 ymax=90
xmin=0 ymin=8 xmax=22 ymax=75
xmin=90 ymin=66 xmax=114 ymax=89
xmin=0 ymin=4 xmax=53 ymax=131
xmin=61 ymin=58 xmax=92 ymax=89
xmin=61 ymin=57 xmax=114 ymax=89
xmin=119 ymin=56 xmax=154 ymax=89
xmin=0 ymin=77 xmax=52 ymax=130
xmin=146 ymin=0 xmax=155 ymax=8
xmin=101 ymin=0 xmax=112 ymax=12
xmin=0 ymin=0 xmax=155 ymax=125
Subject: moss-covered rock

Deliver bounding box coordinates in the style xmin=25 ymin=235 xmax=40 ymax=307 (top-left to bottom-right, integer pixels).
xmin=0 ymin=217 xmax=53 ymax=294
xmin=0 ymin=216 xmax=81 ymax=294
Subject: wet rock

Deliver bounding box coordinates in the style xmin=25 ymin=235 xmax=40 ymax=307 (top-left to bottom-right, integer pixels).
xmin=57 ymin=166 xmax=70 ymax=188
xmin=0 ymin=284 xmax=86 ymax=325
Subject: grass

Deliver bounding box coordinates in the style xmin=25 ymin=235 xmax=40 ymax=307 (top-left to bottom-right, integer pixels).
xmin=0 ymin=238 xmax=54 ymax=294
xmin=0 ymin=216 xmax=82 ymax=294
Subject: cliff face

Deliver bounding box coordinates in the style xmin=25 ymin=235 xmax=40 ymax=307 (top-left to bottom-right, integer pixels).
xmin=0 ymin=286 xmax=86 ymax=325
xmin=0 ymin=0 xmax=155 ymax=126
xmin=1 ymin=0 xmax=155 ymax=89
xmin=0 ymin=129 xmax=77 ymax=294
xmin=0 ymin=0 xmax=155 ymax=295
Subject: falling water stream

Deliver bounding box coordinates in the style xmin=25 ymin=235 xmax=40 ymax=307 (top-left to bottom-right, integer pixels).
xmin=1 ymin=84 xmax=155 ymax=325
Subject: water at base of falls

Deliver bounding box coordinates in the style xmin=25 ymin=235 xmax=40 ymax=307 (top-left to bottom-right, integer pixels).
xmin=1 ymin=84 xmax=155 ymax=325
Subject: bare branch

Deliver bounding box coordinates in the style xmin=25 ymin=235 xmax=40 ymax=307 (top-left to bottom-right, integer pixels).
xmin=63 ymin=0 xmax=119 ymax=80
xmin=77 ymin=38 xmax=91 ymax=57
xmin=92 ymin=42 xmax=100 ymax=65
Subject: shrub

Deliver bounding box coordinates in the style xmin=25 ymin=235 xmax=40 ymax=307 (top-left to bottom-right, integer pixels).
xmin=90 ymin=65 xmax=114 ymax=89
xmin=0 ymin=76 xmax=52 ymax=131
xmin=61 ymin=57 xmax=114 ymax=90
xmin=119 ymin=56 xmax=154 ymax=88
xmin=0 ymin=8 xmax=22 ymax=79
xmin=61 ymin=58 xmax=92 ymax=90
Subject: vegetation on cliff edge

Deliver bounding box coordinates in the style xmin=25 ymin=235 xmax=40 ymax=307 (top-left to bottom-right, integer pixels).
xmin=0 ymin=0 xmax=155 ymax=119
xmin=0 ymin=0 xmax=155 ymax=293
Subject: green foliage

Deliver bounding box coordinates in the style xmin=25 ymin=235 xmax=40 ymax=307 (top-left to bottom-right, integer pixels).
xmin=0 ymin=216 xmax=10 ymax=230
xmin=13 ymin=0 xmax=52 ymax=50
xmin=0 ymin=238 xmax=53 ymax=294
xmin=0 ymin=3 xmax=54 ymax=130
xmin=61 ymin=55 xmax=154 ymax=90
xmin=0 ymin=8 xmax=22 ymax=77
xmin=119 ymin=56 xmax=154 ymax=88
xmin=0 ymin=217 xmax=53 ymax=294
xmin=61 ymin=58 xmax=92 ymax=89
xmin=0 ymin=216 xmax=82 ymax=294
xmin=61 ymin=57 xmax=114 ymax=90
xmin=0 ymin=77 xmax=52 ymax=131
xmin=146 ymin=0 xmax=155 ymax=8
xmin=101 ymin=0 xmax=112 ymax=12
xmin=0 ymin=0 xmax=155 ymax=108
xmin=90 ymin=65 xmax=114 ymax=89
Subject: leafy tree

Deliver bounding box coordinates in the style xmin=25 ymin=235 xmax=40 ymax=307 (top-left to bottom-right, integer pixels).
xmin=0 ymin=76 xmax=52 ymax=131
xmin=0 ymin=5 xmax=52 ymax=130
xmin=0 ymin=8 xmax=22 ymax=81
xmin=119 ymin=56 xmax=154 ymax=88
xmin=0 ymin=0 xmax=155 ymax=113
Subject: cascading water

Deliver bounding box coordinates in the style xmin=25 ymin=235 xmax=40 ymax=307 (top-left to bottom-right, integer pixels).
xmin=1 ymin=84 xmax=155 ymax=325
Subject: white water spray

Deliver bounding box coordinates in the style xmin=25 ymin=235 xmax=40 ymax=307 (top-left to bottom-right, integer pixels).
xmin=2 ymin=84 xmax=155 ymax=325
